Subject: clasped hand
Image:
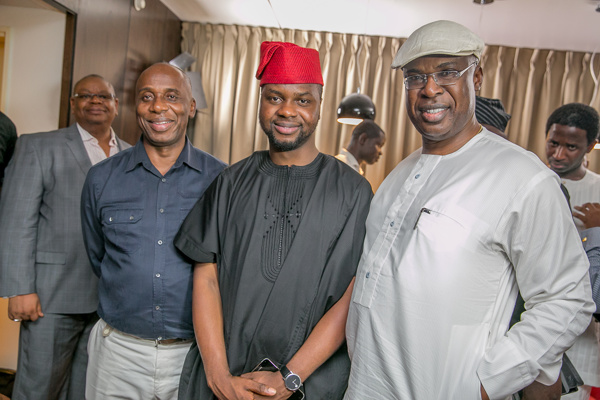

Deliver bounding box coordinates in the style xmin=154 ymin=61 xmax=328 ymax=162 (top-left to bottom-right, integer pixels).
xmin=210 ymin=370 xmax=295 ymax=400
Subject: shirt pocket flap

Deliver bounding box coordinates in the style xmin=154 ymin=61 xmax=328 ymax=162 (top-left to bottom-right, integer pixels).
xmin=102 ymin=208 xmax=144 ymax=224
xmin=36 ymin=251 xmax=67 ymax=265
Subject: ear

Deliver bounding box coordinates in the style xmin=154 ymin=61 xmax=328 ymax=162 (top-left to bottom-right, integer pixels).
xmin=114 ymin=97 xmax=119 ymax=116
xmin=587 ymin=139 xmax=597 ymax=154
xmin=189 ymin=98 xmax=197 ymax=119
xmin=358 ymin=133 xmax=368 ymax=145
xmin=473 ymin=64 xmax=483 ymax=91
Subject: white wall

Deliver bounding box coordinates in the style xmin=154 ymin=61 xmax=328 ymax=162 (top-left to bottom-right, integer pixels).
xmin=0 ymin=5 xmax=65 ymax=371
xmin=0 ymin=5 xmax=65 ymax=135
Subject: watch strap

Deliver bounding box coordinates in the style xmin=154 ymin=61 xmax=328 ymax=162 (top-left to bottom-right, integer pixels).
xmin=280 ymin=365 xmax=292 ymax=379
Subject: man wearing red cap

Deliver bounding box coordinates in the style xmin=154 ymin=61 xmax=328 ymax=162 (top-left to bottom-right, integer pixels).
xmin=174 ymin=41 xmax=373 ymax=399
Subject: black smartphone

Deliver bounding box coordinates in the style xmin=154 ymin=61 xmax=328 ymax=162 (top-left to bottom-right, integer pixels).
xmin=251 ymin=358 xmax=305 ymax=400
xmin=253 ymin=358 xmax=279 ymax=372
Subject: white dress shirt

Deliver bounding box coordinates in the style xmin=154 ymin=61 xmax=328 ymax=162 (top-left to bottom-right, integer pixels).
xmin=562 ymin=169 xmax=600 ymax=231
xmin=335 ymin=148 xmax=363 ymax=175
xmin=77 ymin=123 xmax=119 ymax=166
xmin=345 ymin=130 xmax=594 ymax=400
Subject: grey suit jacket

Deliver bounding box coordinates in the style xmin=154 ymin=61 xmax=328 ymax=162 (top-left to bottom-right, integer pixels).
xmin=0 ymin=124 xmax=130 ymax=313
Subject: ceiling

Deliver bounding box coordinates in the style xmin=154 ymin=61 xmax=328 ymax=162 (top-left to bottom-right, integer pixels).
xmin=159 ymin=0 xmax=600 ymax=54
xmin=0 ymin=0 xmax=58 ymax=12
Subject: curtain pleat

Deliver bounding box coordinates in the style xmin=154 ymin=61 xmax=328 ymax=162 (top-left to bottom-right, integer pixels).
xmin=183 ymin=22 xmax=600 ymax=190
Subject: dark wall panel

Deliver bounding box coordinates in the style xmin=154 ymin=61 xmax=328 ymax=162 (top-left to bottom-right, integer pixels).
xmin=119 ymin=0 xmax=182 ymax=144
xmin=53 ymin=0 xmax=181 ymax=144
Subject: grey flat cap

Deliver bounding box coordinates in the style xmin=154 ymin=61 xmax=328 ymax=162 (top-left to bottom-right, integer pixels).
xmin=392 ymin=20 xmax=485 ymax=69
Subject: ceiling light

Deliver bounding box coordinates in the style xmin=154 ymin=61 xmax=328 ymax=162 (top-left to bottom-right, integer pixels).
xmin=336 ymin=93 xmax=376 ymax=125
xmin=169 ymin=53 xmax=207 ymax=110
xmin=473 ymin=0 xmax=494 ymax=4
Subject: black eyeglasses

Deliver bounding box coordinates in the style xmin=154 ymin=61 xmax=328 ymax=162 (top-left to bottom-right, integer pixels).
xmin=72 ymin=93 xmax=116 ymax=101
xmin=403 ymin=62 xmax=478 ymax=90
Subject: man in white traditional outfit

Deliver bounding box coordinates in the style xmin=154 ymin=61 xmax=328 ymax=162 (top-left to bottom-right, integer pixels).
xmin=344 ymin=20 xmax=595 ymax=400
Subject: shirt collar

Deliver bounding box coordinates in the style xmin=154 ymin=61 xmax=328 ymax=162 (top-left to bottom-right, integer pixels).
xmin=125 ymin=137 xmax=201 ymax=174
xmin=77 ymin=123 xmax=117 ymax=146
xmin=340 ymin=148 xmax=363 ymax=175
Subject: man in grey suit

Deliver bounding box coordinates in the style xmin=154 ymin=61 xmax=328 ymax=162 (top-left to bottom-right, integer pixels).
xmin=0 ymin=74 xmax=129 ymax=400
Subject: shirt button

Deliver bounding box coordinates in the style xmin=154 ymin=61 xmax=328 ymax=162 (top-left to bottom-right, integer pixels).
xmin=155 ymin=273 xmax=161 ymax=278
xmin=129 ymin=215 xmax=134 ymax=220
xmin=159 ymin=208 xmax=164 ymax=213
xmin=366 ymin=272 xmax=371 ymax=278
xmin=390 ymin=221 xmax=394 ymax=227
xmin=108 ymin=217 xmax=113 ymax=222
xmin=158 ymin=240 xmax=163 ymax=245
xmin=161 ymin=178 xmax=166 ymax=183
xmin=415 ymin=174 xmax=421 ymax=179
xmin=155 ymin=306 xmax=160 ymax=310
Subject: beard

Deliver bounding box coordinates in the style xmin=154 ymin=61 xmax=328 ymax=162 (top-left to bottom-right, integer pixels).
xmin=260 ymin=120 xmax=316 ymax=152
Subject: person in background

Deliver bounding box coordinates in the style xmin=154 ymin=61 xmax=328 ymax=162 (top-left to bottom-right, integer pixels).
xmin=545 ymin=103 xmax=600 ymax=231
xmin=174 ymin=41 xmax=372 ymax=400
xmin=335 ymin=119 xmax=385 ymax=175
xmin=81 ymin=63 xmax=226 ymax=399
xmin=0 ymin=74 xmax=128 ymax=400
xmin=0 ymin=110 xmax=17 ymax=192
xmin=345 ymin=20 xmax=594 ymax=400
xmin=475 ymin=96 xmax=510 ymax=139
xmin=544 ymin=103 xmax=600 ymax=400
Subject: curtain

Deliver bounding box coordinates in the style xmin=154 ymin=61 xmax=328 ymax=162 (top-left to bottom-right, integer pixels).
xmin=182 ymin=23 xmax=600 ymax=191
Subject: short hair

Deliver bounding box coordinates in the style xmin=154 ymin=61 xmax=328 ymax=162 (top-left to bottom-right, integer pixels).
xmin=352 ymin=119 xmax=384 ymax=140
xmin=545 ymin=103 xmax=600 ymax=145
xmin=73 ymin=74 xmax=115 ymax=95
xmin=144 ymin=62 xmax=193 ymax=92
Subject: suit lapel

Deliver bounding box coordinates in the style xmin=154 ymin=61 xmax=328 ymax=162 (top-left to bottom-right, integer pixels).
xmin=65 ymin=124 xmax=92 ymax=175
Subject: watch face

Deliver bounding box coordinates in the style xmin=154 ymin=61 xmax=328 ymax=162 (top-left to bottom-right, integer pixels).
xmin=285 ymin=373 xmax=302 ymax=391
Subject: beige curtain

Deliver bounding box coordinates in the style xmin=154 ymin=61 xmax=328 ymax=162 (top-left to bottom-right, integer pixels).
xmin=182 ymin=23 xmax=600 ymax=191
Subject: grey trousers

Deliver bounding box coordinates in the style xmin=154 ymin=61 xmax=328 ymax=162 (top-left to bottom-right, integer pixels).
xmin=11 ymin=312 xmax=98 ymax=400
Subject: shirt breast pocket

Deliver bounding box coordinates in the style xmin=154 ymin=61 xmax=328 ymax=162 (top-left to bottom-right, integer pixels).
xmin=415 ymin=207 xmax=472 ymax=253
xmin=101 ymin=208 xmax=144 ymax=254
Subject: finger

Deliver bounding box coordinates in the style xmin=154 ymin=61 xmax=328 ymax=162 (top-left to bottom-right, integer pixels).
xmin=247 ymin=381 xmax=276 ymax=397
xmin=24 ymin=306 xmax=40 ymax=321
xmin=573 ymin=213 xmax=586 ymax=221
